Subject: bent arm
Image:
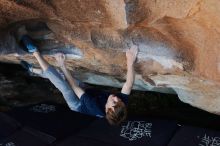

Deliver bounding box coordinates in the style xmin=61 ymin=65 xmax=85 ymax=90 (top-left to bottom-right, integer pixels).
xmin=55 ymin=53 xmax=85 ymax=99
xmin=60 ymin=65 xmax=85 ymax=99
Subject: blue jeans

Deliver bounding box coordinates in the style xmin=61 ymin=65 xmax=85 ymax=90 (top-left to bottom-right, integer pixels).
xmin=42 ymin=66 xmax=81 ymax=111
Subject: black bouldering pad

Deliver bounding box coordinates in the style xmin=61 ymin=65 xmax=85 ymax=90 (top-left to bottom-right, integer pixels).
xmin=168 ymin=125 xmax=220 ymax=146
xmin=0 ymin=113 xmax=21 ymax=138
xmin=0 ymin=127 xmax=55 ymax=146
xmin=57 ymin=135 xmax=119 ymax=146
xmin=6 ymin=102 xmax=96 ymax=140
xmin=61 ymin=117 xmax=179 ymax=146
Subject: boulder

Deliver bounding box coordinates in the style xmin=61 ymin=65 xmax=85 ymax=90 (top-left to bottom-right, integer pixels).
xmin=0 ymin=0 xmax=219 ymax=114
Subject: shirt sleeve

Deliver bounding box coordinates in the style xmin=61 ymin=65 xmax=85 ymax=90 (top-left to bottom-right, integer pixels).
xmin=116 ymin=93 xmax=129 ymax=105
xmin=80 ymin=93 xmax=104 ymax=117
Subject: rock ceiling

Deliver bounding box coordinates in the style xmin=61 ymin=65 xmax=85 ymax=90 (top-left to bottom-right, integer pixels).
xmin=0 ymin=0 xmax=219 ymax=114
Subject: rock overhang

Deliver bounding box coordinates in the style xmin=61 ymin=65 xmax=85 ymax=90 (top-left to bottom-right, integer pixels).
xmin=0 ymin=0 xmax=219 ymax=115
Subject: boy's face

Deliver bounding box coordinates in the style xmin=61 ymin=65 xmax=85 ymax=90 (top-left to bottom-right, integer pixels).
xmin=105 ymin=94 xmax=122 ymax=112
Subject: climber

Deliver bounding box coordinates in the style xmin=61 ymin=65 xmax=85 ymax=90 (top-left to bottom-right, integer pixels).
xmin=18 ymin=28 xmax=138 ymax=125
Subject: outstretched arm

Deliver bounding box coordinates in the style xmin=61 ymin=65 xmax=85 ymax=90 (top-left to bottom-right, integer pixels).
xmin=121 ymin=46 xmax=138 ymax=95
xmin=55 ymin=53 xmax=85 ymax=98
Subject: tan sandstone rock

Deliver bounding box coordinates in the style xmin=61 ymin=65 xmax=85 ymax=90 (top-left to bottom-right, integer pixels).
xmin=0 ymin=0 xmax=219 ymax=114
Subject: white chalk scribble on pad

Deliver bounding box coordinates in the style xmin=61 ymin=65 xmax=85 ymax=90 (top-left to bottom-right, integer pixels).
xmin=120 ymin=121 xmax=152 ymax=141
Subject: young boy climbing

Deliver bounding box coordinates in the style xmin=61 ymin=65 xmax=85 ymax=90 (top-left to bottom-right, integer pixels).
xmin=19 ymin=29 xmax=138 ymax=125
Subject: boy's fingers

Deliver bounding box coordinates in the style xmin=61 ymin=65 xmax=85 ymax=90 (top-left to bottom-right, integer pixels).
xmin=55 ymin=54 xmax=59 ymax=60
xmin=131 ymin=45 xmax=138 ymax=49
xmin=135 ymin=49 xmax=138 ymax=56
xmin=129 ymin=45 xmax=138 ymax=53
xmin=55 ymin=53 xmax=65 ymax=60
xmin=55 ymin=53 xmax=61 ymax=57
xmin=61 ymin=54 xmax=66 ymax=59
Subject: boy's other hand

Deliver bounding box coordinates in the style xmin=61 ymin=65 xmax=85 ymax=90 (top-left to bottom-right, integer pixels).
xmin=126 ymin=45 xmax=138 ymax=66
xmin=55 ymin=53 xmax=66 ymax=67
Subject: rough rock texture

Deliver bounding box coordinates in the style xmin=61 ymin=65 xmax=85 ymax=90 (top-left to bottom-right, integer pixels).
xmin=0 ymin=0 xmax=219 ymax=114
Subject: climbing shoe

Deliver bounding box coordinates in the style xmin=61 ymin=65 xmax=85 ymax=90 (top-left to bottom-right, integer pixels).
xmin=20 ymin=60 xmax=33 ymax=73
xmin=21 ymin=35 xmax=38 ymax=53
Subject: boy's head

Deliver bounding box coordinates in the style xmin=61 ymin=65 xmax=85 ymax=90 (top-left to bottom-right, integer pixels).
xmin=105 ymin=94 xmax=127 ymax=125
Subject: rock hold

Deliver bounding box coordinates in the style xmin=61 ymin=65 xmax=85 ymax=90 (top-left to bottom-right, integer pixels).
xmin=0 ymin=0 xmax=219 ymax=115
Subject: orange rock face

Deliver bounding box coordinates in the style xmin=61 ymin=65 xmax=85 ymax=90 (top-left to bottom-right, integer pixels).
xmin=0 ymin=0 xmax=219 ymax=114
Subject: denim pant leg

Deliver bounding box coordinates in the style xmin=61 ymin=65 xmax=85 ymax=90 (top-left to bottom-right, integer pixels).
xmin=39 ymin=69 xmax=65 ymax=80
xmin=42 ymin=66 xmax=81 ymax=111
xmin=39 ymin=69 xmax=86 ymax=88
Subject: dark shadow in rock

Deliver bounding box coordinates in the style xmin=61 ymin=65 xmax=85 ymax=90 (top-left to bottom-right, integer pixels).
xmin=2 ymin=19 xmax=83 ymax=59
